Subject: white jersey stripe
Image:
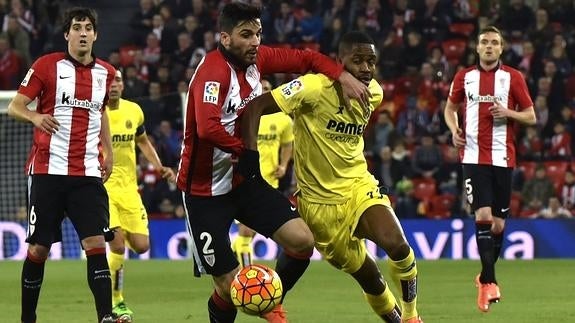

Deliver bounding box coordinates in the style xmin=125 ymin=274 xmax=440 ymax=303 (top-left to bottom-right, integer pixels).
xmin=49 ymin=59 xmax=76 ymax=174
xmin=491 ymin=69 xmax=511 ymax=167
xmin=209 ymin=67 xmax=237 ymax=196
xmin=182 ymin=191 xmax=206 ymax=275
xmin=84 ymin=64 xmax=105 ymax=177
xmin=463 ymin=70 xmax=480 ymax=164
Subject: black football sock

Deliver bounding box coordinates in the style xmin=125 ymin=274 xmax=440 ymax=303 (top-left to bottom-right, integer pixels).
xmin=475 ymin=221 xmax=496 ymax=283
xmin=493 ymin=230 xmax=504 ymax=264
xmin=275 ymin=249 xmax=312 ymax=302
xmin=208 ymin=291 xmax=237 ymax=323
xmin=21 ymin=250 xmax=46 ymax=323
xmin=86 ymin=248 xmax=112 ymax=321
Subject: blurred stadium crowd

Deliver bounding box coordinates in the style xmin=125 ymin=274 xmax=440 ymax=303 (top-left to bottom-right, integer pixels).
xmin=2 ymin=0 xmax=575 ymax=220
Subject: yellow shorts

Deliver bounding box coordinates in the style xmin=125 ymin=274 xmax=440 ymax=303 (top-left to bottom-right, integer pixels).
xmin=297 ymin=176 xmax=392 ymax=274
xmin=108 ymin=189 xmax=148 ymax=235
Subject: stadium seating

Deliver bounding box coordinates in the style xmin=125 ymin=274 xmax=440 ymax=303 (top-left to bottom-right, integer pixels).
xmin=411 ymin=178 xmax=437 ymax=201
xmin=441 ymin=39 xmax=467 ymax=65
xmin=448 ymin=22 xmax=475 ymax=37
xmin=517 ymin=161 xmax=537 ymax=180
xmin=510 ymin=193 xmax=522 ymax=217
xmin=426 ymin=194 xmax=456 ymax=219
xmin=119 ymin=44 xmax=141 ymax=67
xmin=544 ymin=161 xmax=568 ymax=186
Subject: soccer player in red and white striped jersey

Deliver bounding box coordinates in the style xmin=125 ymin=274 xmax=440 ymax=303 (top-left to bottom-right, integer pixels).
xmin=177 ymin=3 xmax=371 ymax=322
xmin=7 ymin=7 xmax=123 ymax=323
xmin=444 ymin=26 xmax=536 ymax=313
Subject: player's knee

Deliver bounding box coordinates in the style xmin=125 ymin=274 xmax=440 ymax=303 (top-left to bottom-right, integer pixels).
xmin=81 ymin=235 xmax=106 ymax=250
xmin=287 ymin=234 xmax=315 ymax=256
xmin=28 ymin=244 xmax=50 ymax=261
xmin=386 ymin=240 xmax=411 ymax=261
xmin=475 ymin=207 xmax=493 ymax=220
xmin=274 ymin=218 xmax=315 ymax=253
xmin=131 ymin=242 xmax=150 ymax=254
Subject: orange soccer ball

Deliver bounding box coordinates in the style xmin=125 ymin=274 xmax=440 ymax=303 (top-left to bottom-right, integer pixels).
xmin=230 ymin=264 xmax=283 ymax=315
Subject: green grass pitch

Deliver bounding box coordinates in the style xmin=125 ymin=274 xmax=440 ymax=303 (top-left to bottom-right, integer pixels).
xmin=1 ymin=259 xmax=574 ymax=322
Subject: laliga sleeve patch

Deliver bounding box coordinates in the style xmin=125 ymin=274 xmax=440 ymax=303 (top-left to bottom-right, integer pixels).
xmin=280 ymin=79 xmax=304 ymax=99
xmin=21 ymin=68 xmax=34 ymax=86
xmin=203 ymin=81 xmax=220 ymax=104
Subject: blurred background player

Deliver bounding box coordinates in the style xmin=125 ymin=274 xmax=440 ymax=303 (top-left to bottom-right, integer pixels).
xmin=105 ymin=70 xmax=175 ymax=320
xmin=7 ymin=7 xmax=121 ymax=323
xmin=443 ymin=26 xmax=536 ymax=313
xmin=241 ymin=31 xmax=423 ymax=323
xmin=231 ymin=79 xmax=294 ymax=267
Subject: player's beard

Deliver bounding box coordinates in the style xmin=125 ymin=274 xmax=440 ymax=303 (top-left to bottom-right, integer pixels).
xmin=480 ymin=52 xmax=500 ymax=66
xmin=229 ymin=42 xmax=257 ymax=66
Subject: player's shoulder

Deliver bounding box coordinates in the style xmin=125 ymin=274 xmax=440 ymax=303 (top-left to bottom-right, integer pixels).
xmin=32 ymin=52 xmax=65 ymax=67
xmin=195 ymin=50 xmax=230 ymax=78
xmin=274 ymin=73 xmax=327 ymax=100
xmin=456 ymin=65 xmax=477 ymax=76
xmin=94 ymin=57 xmax=116 ymax=73
xmin=499 ymin=64 xmax=523 ymax=77
xmin=297 ymin=73 xmax=331 ymax=91
xmin=119 ymin=98 xmax=142 ymax=112
xmin=368 ymin=79 xmax=383 ymax=96
xmin=192 ymin=50 xmax=232 ymax=87
xmin=368 ymin=79 xmax=384 ymax=106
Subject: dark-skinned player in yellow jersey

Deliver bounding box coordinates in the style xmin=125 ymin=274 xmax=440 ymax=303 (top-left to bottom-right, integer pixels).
xmin=239 ymin=31 xmax=423 ymax=323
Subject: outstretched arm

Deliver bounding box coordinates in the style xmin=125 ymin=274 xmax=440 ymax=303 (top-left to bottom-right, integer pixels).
xmin=258 ymin=46 xmax=370 ymax=108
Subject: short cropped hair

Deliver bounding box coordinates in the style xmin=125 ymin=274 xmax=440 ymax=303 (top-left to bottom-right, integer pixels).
xmin=478 ymin=26 xmax=505 ymax=45
xmin=218 ymin=2 xmax=261 ymax=33
xmin=62 ymin=7 xmax=98 ymax=33
xmin=338 ymin=31 xmax=375 ymax=54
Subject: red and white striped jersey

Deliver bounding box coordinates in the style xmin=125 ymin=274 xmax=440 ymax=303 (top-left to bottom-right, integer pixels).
xmin=18 ymin=52 xmax=115 ymax=177
xmin=177 ymin=45 xmax=343 ymax=196
xmin=448 ymin=64 xmax=533 ymax=168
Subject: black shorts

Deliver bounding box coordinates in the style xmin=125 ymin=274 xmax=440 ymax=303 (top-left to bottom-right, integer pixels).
xmin=26 ymin=174 xmax=110 ymax=247
xmin=462 ymin=164 xmax=512 ymax=218
xmin=183 ymin=178 xmax=298 ymax=276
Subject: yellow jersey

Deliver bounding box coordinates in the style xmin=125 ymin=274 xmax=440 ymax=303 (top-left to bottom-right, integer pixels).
xmin=270 ymin=74 xmax=383 ymax=203
xmin=258 ymin=112 xmax=294 ymax=188
xmin=104 ymin=98 xmax=145 ymax=192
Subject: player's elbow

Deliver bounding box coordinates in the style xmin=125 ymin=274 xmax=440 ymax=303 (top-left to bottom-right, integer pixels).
xmin=7 ymin=102 xmax=17 ymax=118
xmin=196 ymin=124 xmax=216 ymax=140
xmin=523 ymin=111 xmax=537 ymax=126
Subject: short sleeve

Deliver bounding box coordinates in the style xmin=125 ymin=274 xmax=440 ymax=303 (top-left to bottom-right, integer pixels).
xmin=270 ymin=74 xmax=323 ymax=115
xmin=448 ymin=70 xmax=465 ymax=104
xmin=18 ymin=58 xmax=46 ymax=100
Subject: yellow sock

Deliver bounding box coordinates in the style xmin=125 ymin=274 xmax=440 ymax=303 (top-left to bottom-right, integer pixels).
xmin=108 ymin=251 xmax=125 ymax=306
xmin=232 ymin=235 xmax=253 ymax=267
xmin=388 ymin=247 xmax=418 ymax=320
xmin=364 ymin=284 xmax=401 ymax=320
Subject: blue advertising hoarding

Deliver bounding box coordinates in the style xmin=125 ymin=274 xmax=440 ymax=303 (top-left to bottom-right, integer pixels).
xmin=1 ymin=219 xmax=574 ymax=260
